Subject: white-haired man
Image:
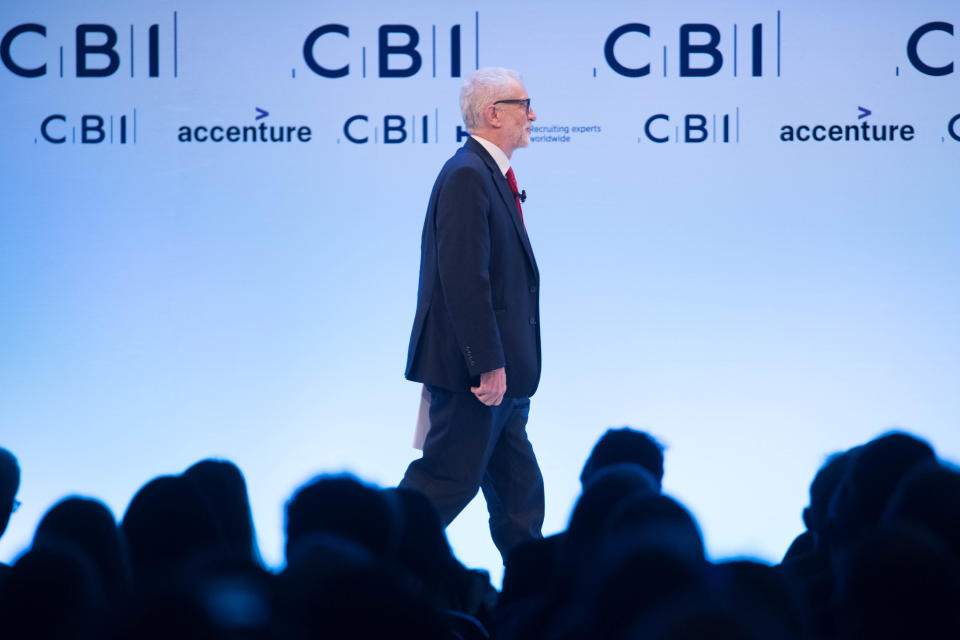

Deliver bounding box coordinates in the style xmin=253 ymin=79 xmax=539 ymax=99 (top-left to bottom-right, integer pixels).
xmin=400 ymin=67 xmax=544 ymax=560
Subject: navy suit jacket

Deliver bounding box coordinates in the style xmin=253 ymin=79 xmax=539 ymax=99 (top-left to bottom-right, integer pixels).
xmin=406 ymin=137 xmax=541 ymax=398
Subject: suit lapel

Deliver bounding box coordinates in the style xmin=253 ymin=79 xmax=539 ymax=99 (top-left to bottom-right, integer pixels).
xmin=464 ymin=138 xmax=538 ymax=275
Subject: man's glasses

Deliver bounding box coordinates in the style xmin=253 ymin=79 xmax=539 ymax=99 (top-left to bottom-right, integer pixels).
xmin=493 ymin=98 xmax=532 ymax=114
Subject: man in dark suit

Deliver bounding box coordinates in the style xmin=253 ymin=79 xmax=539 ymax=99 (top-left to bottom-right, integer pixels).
xmin=400 ymin=67 xmax=544 ymax=560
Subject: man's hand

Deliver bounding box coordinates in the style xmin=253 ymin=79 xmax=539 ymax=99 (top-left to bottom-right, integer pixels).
xmin=471 ymin=367 xmax=506 ymax=406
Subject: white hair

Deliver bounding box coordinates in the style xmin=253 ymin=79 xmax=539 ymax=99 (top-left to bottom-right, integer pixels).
xmin=460 ymin=67 xmax=522 ymax=131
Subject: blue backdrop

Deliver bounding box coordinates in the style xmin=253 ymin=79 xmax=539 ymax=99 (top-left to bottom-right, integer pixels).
xmin=2 ymin=0 xmax=958 ymax=583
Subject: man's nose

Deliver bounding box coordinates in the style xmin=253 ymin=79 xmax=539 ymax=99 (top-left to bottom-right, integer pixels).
xmin=528 ymin=108 xmax=536 ymax=121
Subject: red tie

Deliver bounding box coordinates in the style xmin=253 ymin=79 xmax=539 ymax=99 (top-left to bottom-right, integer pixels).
xmin=505 ymin=167 xmax=524 ymax=226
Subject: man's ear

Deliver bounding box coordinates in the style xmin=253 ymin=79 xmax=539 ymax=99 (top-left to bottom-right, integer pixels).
xmin=483 ymin=103 xmax=501 ymax=129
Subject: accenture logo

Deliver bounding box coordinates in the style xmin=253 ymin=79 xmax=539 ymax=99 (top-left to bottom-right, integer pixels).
xmin=779 ymin=107 xmax=915 ymax=143
xmin=177 ymin=108 xmax=312 ymax=144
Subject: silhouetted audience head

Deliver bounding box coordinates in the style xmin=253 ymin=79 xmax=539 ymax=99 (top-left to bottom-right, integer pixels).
xmin=883 ymin=462 xmax=960 ymax=560
xmin=500 ymin=534 xmax=562 ymax=608
xmin=783 ymin=446 xmax=862 ymax=561
xmin=285 ymin=474 xmax=398 ymax=563
xmin=34 ymin=496 xmax=130 ymax=603
xmin=545 ymin=466 xmax=677 ymax=634
xmin=183 ymin=458 xmax=262 ymax=567
xmin=835 ymin=523 xmax=960 ymax=638
xmin=0 ymin=541 xmax=106 ymax=639
xmin=384 ymin=487 xmax=453 ymax=578
xmin=275 ymin=532 xmax=449 ymax=639
xmin=385 ymin=487 xmax=497 ymax=620
xmin=566 ymin=464 xmax=658 ymax=549
xmin=804 ymin=446 xmax=860 ymax=538
xmin=121 ymin=475 xmax=222 ymax=585
xmin=566 ymin=525 xmax=708 ymax=639
xmin=384 ymin=489 xmax=453 ymax=587
xmin=824 ymin=431 xmax=936 ymax=546
xmin=0 ymin=447 xmax=19 ymax=539
xmin=603 ymin=493 xmax=706 ymax=562
xmin=580 ymin=427 xmax=665 ymax=489
xmin=123 ymin=545 xmax=274 ymax=639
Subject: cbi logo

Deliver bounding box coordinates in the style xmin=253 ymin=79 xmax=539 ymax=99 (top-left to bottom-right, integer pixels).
xmin=1 ymin=13 xmax=179 ymax=78
xmin=906 ymin=21 xmax=958 ymax=76
xmin=602 ymin=12 xmax=781 ymax=78
xmin=37 ymin=111 xmax=137 ymax=145
xmin=341 ymin=113 xmax=438 ymax=144
xmin=638 ymin=110 xmax=740 ymax=144
xmin=300 ymin=12 xmax=478 ymax=78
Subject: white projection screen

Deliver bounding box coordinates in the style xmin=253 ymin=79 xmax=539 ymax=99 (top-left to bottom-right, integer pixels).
xmin=2 ymin=0 xmax=958 ymax=583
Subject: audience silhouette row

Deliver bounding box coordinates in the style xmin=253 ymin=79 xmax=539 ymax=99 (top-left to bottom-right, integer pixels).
xmin=1 ymin=428 xmax=957 ymax=639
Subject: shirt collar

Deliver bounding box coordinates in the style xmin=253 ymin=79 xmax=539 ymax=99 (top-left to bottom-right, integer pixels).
xmin=470 ymin=134 xmax=510 ymax=176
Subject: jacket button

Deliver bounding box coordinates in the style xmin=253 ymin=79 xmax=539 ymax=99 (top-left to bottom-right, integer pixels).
xmin=529 ymin=285 xmax=537 ymax=293
xmin=528 ymin=317 xmax=537 ymax=325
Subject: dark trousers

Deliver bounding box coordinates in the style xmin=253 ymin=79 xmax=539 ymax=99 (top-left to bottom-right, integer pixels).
xmin=400 ymin=385 xmax=545 ymax=561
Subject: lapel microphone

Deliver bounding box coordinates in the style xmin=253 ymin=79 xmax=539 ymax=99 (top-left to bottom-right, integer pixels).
xmin=519 ymin=189 xmax=527 ymax=203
